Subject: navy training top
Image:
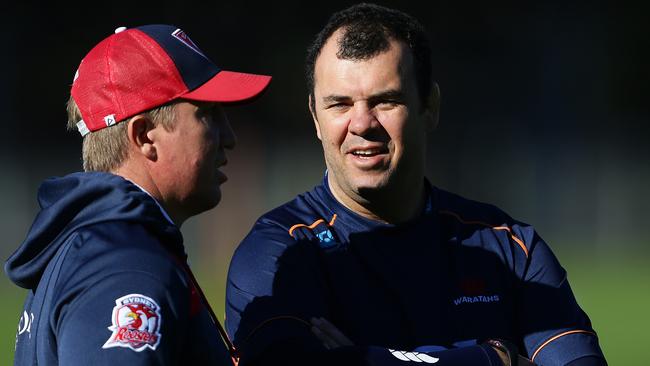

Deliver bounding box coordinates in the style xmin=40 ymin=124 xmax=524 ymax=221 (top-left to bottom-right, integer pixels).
xmin=5 ymin=172 xmax=232 ymax=365
xmin=226 ymin=176 xmax=606 ymax=366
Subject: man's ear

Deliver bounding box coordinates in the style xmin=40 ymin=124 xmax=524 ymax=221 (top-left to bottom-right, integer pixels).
xmin=423 ymin=82 xmax=441 ymax=132
xmin=126 ymin=115 xmax=157 ymax=161
xmin=309 ymin=94 xmax=323 ymax=141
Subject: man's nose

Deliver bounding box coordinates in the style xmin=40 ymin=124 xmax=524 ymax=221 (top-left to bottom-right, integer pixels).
xmin=220 ymin=117 xmax=237 ymax=150
xmin=348 ymin=103 xmax=379 ymax=136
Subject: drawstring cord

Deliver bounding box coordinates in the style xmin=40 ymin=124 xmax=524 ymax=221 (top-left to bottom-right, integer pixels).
xmin=181 ymin=261 xmax=239 ymax=365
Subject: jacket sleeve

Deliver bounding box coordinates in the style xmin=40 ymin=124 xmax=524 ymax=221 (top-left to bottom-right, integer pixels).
xmin=225 ymin=222 xmax=504 ymax=366
xmin=55 ymin=270 xmax=191 ymax=365
xmin=512 ymin=224 xmax=606 ymax=365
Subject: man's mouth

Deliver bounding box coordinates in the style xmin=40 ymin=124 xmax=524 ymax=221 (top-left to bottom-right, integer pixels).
xmin=349 ymin=146 xmax=388 ymax=157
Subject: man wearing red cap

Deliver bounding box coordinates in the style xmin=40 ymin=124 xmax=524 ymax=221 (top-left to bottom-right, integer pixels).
xmin=5 ymin=24 xmax=270 ymax=365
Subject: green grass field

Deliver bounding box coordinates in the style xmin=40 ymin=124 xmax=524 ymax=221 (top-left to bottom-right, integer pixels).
xmin=558 ymin=252 xmax=649 ymax=363
xmin=1 ymin=251 xmax=647 ymax=364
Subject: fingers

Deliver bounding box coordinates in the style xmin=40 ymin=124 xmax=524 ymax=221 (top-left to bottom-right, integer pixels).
xmin=310 ymin=322 xmax=335 ymax=349
xmin=314 ymin=317 xmax=354 ymax=346
xmin=310 ymin=317 xmax=354 ymax=349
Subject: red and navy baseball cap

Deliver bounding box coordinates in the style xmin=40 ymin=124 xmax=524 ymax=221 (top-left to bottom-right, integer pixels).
xmin=71 ymin=24 xmax=271 ymax=136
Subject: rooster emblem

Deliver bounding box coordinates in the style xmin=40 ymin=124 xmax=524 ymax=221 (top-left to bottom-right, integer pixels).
xmin=103 ymin=294 xmax=162 ymax=351
xmin=116 ymin=304 xmax=158 ymax=333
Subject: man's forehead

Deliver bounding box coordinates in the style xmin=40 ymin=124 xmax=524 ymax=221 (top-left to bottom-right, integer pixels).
xmin=313 ymin=37 xmax=414 ymax=96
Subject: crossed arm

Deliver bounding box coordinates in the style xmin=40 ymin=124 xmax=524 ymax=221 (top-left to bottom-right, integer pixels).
xmin=225 ymin=225 xmax=606 ymax=366
xmin=310 ymin=317 xmax=535 ymax=366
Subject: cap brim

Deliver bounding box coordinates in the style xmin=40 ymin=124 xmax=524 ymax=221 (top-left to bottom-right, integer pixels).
xmin=182 ymin=70 xmax=271 ymax=103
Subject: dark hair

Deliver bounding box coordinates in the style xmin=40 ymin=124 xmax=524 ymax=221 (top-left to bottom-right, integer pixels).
xmin=306 ymin=3 xmax=433 ymax=113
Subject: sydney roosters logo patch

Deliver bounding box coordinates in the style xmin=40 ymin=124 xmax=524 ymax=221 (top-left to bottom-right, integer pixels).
xmin=102 ymin=294 xmax=162 ymax=352
xmin=171 ymin=28 xmax=206 ymax=58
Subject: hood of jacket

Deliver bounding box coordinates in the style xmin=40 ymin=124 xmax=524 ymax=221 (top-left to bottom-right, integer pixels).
xmin=4 ymin=172 xmax=183 ymax=290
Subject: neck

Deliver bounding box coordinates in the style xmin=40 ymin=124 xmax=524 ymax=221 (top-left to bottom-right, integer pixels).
xmin=112 ymin=161 xmax=184 ymax=227
xmin=328 ymin=175 xmax=426 ymax=224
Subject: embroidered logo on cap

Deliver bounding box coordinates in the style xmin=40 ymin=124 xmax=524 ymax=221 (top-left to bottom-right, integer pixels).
xmin=103 ymin=114 xmax=116 ymax=127
xmin=102 ymin=294 xmax=162 ymax=352
xmin=171 ymin=29 xmax=206 ymax=58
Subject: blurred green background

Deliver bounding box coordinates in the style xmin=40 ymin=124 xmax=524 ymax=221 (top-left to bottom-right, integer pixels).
xmin=2 ymin=1 xmax=648 ymax=364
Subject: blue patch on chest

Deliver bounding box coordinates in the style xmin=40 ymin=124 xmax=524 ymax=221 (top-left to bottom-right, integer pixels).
xmin=316 ymin=229 xmax=337 ymax=248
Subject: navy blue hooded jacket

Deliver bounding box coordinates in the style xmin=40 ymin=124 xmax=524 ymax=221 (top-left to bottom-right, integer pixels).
xmin=225 ymin=177 xmax=606 ymax=366
xmin=5 ymin=172 xmax=231 ymax=365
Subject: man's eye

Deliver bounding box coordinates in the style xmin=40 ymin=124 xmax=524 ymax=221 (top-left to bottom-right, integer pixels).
xmin=328 ymin=103 xmax=349 ymax=109
xmin=197 ymin=108 xmax=210 ymax=117
xmin=198 ymin=110 xmax=211 ymax=119
xmin=379 ymin=100 xmax=401 ymax=106
xmin=198 ymin=105 xmax=219 ymax=120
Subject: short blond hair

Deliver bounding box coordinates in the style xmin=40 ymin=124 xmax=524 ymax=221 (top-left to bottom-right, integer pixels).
xmin=66 ymin=97 xmax=177 ymax=172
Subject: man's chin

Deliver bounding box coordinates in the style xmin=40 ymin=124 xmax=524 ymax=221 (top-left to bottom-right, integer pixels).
xmin=190 ymin=190 xmax=222 ymax=215
xmin=207 ymin=190 xmax=222 ymax=209
xmin=353 ymin=178 xmax=391 ymax=197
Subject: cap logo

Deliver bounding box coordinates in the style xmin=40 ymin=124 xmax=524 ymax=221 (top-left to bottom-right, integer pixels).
xmin=102 ymin=294 xmax=162 ymax=352
xmin=171 ymin=29 xmax=206 ymax=58
xmin=104 ymin=114 xmax=116 ymax=127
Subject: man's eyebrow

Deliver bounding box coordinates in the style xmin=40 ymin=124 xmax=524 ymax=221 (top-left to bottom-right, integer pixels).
xmin=321 ymin=90 xmax=405 ymax=105
xmin=196 ymin=101 xmax=218 ymax=113
xmin=322 ymin=95 xmax=351 ymax=104
xmin=368 ymin=89 xmax=405 ymax=102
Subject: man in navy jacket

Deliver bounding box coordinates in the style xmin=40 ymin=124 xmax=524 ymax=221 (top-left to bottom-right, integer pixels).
xmin=225 ymin=4 xmax=606 ymax=366
xmin=5 ymin=24 xmax=270 ymax=365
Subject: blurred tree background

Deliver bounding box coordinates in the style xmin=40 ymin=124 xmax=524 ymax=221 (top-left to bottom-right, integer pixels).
xmin=1 ymin=1 xmax=648 ymax=363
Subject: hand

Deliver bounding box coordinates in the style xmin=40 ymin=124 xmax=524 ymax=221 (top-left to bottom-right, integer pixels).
xmin=485 ymin=339 xmax=536 ymax=366
xmin=310 ymin=317 xmax=354 ymax=349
